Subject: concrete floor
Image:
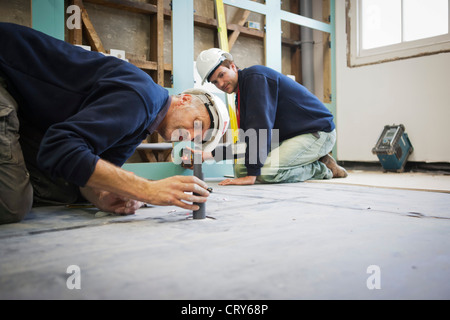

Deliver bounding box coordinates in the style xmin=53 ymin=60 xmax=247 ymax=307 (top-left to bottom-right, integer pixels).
xmin=0 ymin=172 xmax=449 ymax=300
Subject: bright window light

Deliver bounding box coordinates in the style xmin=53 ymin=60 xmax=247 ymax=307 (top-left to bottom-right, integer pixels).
xmin=361 ymin=0 xmax=402 ymax=50
xmin=403 ymin=0 xmax=449 ymax=42
xmin=349 ymin=0 xmax=450 ymax=66
xmin=361 ymin=0 xmax=449 ymax=50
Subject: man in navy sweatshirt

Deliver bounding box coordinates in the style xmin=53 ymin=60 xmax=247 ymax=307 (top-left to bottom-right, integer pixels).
xmin=196 ymin=48 xmax=347 ymax=185
xmin=0 ymin=23 xmax=211 ymax=225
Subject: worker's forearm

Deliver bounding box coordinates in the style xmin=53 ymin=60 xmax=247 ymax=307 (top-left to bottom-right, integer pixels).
xmin=84 ymin=159 xmax=149 ymax=202
xmin=83 ymin=158 xmax=210 ymax=210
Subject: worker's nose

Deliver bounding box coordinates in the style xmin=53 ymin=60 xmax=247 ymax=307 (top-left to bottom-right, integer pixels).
xmin=220 ymin=81 xmax=228 ymax=91
xmin=215 ymin=79 xmax=224 ymax=90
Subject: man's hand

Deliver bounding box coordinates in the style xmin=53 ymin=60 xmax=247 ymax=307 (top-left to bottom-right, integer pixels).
xmin=145 ymin=175 xmax=210 ymax=210
xmin=95 ymin=192 xmax=143 ymax=215
xmin=218 ymin=175 xmax=257 ymax=186
xmin=80 ymin=187 xmax=143 ymax=215
xmin=84 ymin=159 xmax=211 ymax=213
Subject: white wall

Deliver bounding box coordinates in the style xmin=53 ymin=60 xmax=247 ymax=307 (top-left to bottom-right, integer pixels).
xmin=335 ymin=1 xmax=450 ymax=163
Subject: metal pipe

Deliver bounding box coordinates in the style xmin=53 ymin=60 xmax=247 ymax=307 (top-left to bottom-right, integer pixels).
xmin=193 ymin=120 xmax=205 ymax=219
xmin=300 ymin=0 xmax=315 ymax=93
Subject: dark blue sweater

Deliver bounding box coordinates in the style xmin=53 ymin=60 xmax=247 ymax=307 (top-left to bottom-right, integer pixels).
xmin=0 ymin=23 xmax=169 ymax=187
xmin=237 ymin=66 xmax=335 ymax=176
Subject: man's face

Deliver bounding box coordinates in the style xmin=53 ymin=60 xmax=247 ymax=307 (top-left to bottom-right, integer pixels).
xmin=158 ymin=95 xmax=211 ymax=144
xmin=209 ymin=63 xmax=239 ymax=94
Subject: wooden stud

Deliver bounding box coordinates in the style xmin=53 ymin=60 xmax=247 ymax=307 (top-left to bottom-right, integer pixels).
xmin=79 ymin=2 xmax=106 ymax=53
xmin=82 ymin=0 xmax=283 ymax=47
xmin=149 ymin=0 xmax=164 ymax=86
xmin=228 ymin=0 xmax=258 ymax=50
xmin=148 ymin=0 xmax=169 ymax=161
xmin=323 ymin=0 xmax=332 ymax=103
xmin=84 ymin=0 xmax=160 ymax=15
xmin=138 ymin=149 xmax=157 ymax=163
xmin=228 ymin=9 xmax=251 ymax=50
xmin=290 ymin=0 xmax=302 ymax=84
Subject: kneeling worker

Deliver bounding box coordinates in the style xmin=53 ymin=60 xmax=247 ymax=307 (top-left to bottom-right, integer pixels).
xmin=196 ymin=48 xmax=348 ymax=186
xmin=0 ymin=23 xmax=227 ymax=225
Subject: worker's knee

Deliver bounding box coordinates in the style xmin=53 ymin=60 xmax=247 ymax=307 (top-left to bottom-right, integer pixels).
xmin=0 ymin=209 xmax=28 ymax=225
xmin=257 ymin=173 xmax=282 ymax=184
xmin=0 ymin=184 xmax=33 ymax=225
xmin=0 ymin=170 xmax=33 ymax=224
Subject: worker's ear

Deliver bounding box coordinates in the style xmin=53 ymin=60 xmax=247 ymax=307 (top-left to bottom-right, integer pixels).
xmin=181 ymin=94 xmax=193 ymax=105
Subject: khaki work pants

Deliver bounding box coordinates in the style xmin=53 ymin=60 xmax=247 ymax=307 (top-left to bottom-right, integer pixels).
xmin=0 ymin=77 xmax=81 ymax=225
xmin=235 ymin=130 xmax=335 ymax=183
xmin=0 ymin=79 xmax=33 ymax=224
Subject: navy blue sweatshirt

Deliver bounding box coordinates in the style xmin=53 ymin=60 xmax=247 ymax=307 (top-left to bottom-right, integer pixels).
xmin=237 ymin=66 xmax=335 ymax=176
xmin=0 ymin=23 xmax=170 ymax=187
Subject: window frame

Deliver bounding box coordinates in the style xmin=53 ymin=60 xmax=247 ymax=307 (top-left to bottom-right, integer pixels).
xmin=347 ymin=0 xmax=450 ymax=67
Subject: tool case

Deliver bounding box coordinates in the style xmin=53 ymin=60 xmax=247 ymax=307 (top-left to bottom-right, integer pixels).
xmin=372 ymin=124 xmax=413 ymax=172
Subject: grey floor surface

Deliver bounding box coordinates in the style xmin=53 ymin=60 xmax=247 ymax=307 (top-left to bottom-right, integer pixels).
xmin=0 ymin=180 xmax=449 ymax=300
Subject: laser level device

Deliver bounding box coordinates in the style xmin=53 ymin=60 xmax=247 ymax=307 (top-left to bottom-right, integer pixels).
xmin=372 ymin=124 xmax=413 ymax=172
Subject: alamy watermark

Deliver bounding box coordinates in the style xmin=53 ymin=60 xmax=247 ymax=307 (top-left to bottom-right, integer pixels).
xmin=172 ymin=127 xmax=280 ymax=167
xmin=64 ymin=264 xmax=380 ymax=291
xmin=66 ymin=5 xmax=81 ymax=30
xmin=66 ymin=265 xmax=81 ymax=290
xmin=366 ymin=265 xmax=381 ymax=290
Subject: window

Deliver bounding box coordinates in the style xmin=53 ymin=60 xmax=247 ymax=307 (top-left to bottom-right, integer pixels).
xmin=348 ymin=0 xmax=450 ymax=66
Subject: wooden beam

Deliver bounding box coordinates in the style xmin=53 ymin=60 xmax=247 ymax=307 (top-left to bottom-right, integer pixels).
xmin=138 ymin=149 xmax=157 ymax=163
xmin=290 ymin=0 xmax=302 ymax=84
xmin=126 ymin=58 xmax=168 ymax=71
xmin=227 ymin=23 xmax=264 ymax=40
xmin=228 ymin=9 xmax=251 ymax=50
xmin=149 ymin=0 xmax=164 ymax=85
xmin=148 ymin=0 xmax=168 ymax=159
xmin=228 ymin=0 xmax=258 ymax=50
xmin=194 ymin=14 xmax=297 ymax=47
xmin=83 ymin=0 xmax=158 ymax=15
xmin=80 ymin=2 xmax=106 ymax=53
xmin=193 ymin=14 xmax=218 ymax=29
xmin=323 ymin=0 xmax=332 ymax=103
xmin=81 ymin=1 xmax=290 ymax=48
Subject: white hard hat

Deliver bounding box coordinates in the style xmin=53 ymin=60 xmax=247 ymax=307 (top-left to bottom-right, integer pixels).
xmin=183 ymin=88 xmax=230 ymax=152
xmin=196 ymin=48 xmax=233 ymax=85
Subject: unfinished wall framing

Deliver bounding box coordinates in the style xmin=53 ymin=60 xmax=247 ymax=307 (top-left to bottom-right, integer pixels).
xmin=67 ymin=0 xmax=170 ymax=87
